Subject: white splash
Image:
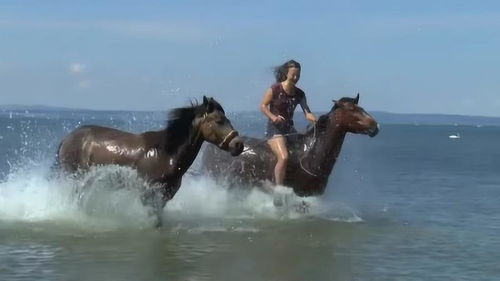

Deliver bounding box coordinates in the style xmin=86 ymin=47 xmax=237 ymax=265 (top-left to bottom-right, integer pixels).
xmin=0 ymin=164 xmax=155 ymax=230
xmin=0 ymin=159 xmax=362 ymax=231
xmin=164 ymin=176 xmax=325 ymax=220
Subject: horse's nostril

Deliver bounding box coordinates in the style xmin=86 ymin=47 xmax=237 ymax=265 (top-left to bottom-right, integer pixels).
xmin=227 ymin=137 xmax=244 ymax=156
xmin=369 ymin=124 xmax=379 ymax=137
xmin=234 ymin=141 xmax=244 ymax=153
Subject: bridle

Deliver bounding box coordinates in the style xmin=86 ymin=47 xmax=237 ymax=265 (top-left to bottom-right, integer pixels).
xmin=199 ymin=112 xmax=238 ymax=149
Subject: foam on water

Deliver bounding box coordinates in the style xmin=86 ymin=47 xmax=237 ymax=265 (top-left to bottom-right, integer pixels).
xmin=0 ymin=159 xmax=362 ymax=232
xmin=0 ymin=166 xmax=79 ymax=222
xmin=0 ymin=162 xmax=156 ymax=230
xmin=165 ymin=176 xmax=322 ymax=219
xmin=164 ymin=176 xmax=363 ymax=223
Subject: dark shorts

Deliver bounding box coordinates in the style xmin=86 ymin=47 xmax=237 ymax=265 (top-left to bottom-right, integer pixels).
xmin=265 ymin=120 xmax=296 ymax=138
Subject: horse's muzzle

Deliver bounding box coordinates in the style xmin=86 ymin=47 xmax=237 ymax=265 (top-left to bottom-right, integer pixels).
xmin=368 ymin=124 xmax=380 ymax=137
xmin=227 ymin=136 xmax=244 ymax=156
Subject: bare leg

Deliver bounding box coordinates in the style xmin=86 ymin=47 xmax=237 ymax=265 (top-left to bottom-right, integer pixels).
xmin=267 ymin=136 xmax=288 ymax=186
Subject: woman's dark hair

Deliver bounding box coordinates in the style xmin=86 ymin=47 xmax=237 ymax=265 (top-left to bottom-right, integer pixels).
xmin=274 ymin=60 xmax=301 ymax=82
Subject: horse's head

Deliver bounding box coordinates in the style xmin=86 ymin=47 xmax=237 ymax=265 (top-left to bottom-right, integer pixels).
xmin=330 ymin=94 xmax=379 ymax=137
xmin=196 ymin=96 xmax=244 ymax=156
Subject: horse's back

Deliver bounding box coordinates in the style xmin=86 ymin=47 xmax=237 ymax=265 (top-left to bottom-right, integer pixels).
xmin=202 ymin=132 xmax=310 ymax=188
xmin=57 ymin=126 xmax=94 ymax=171
xmin=57 ymin=125 xmax=143 ymax=172
xmin=202 ymin=135 xmax=273 ymax=185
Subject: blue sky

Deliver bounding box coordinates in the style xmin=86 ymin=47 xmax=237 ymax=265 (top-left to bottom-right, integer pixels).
xmin=1 ymin=0 xmax=499 ymax=116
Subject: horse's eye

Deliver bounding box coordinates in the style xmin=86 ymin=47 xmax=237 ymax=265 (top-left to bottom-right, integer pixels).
xmin=215 ymin=119 xmax=225 ymax=125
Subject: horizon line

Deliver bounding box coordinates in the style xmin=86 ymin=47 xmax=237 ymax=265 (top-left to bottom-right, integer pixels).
xmin=1 ymin=103 xmax=500 ymax=119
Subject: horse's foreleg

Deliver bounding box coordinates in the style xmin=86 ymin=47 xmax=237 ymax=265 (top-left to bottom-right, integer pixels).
xmin=153 ymin=179 xmax=182 ymax=227
xmin=140 ymin=177 xmax=181 ymax=228
xmin=152 ymin=192 xmax=166 ymax=228
xmin=140 ymin=184 xmax=166 ymax=227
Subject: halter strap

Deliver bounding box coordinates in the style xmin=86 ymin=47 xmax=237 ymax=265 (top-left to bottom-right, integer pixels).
xmin=219 ymin=130 xmax=238 ymax=148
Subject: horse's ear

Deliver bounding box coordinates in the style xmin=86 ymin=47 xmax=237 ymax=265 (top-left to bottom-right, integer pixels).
xmin=354 ymin=93 xmax=359 ymax=104
xmin=204 ymin=96 xmax=214 ymax=113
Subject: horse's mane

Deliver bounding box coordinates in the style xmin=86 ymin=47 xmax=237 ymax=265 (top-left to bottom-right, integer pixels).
xmin=165 ymin=101 xmax=203 ymax=153
xmin=316 ymin=112 xmax=330 ymax=132
xmin=306 ymin=105 xmax=333 ymax=136
xmin=305 ymin=97 xmax=357 ymax=135
xmin=334 ymin=97 xmax=358 ymax=109
xmin=165 ymin=98 xmax=224 ymax=153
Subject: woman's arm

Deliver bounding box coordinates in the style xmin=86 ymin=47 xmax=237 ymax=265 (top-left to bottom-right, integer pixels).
xmin=260 ymin=88 xmax=284 ymax=123
xmin=300 ymin=95 xmax=317 ymax=123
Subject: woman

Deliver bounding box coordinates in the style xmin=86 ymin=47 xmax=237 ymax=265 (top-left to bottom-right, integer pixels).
xmin=260 ymin=60 xmax=317 ymax=188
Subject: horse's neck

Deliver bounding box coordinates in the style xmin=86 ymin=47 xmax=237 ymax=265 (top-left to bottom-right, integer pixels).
xmin=163 ymin=127 xmax=204 ymax=175
xmin=303 ymin=118 xmax=346 ymax=177
xmin=176 ymin=137 xmax=203 ymax=172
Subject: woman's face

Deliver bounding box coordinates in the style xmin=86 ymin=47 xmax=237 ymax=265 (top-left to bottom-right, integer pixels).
xmin=286 ymin=67 xmax=301 ymax=84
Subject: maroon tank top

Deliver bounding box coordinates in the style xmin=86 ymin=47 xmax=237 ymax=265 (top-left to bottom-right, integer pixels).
xmin=269 ymin=83 xmax=305 ymax=122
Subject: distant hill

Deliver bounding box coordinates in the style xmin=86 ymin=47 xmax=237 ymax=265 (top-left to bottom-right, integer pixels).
xmin=371 ymin=111 xmax=500 ymax=126
xmin=1 ymin=105 xmax=500 ymax=126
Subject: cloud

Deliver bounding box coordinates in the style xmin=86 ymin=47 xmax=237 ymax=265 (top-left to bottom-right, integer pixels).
xmin=68 ymin=63 xmax=89 ymax=88
xmin=69 ymin=63 xmax=85 ymax=74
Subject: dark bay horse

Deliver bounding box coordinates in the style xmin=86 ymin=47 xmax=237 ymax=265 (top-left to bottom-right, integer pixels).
xmin=56 ymin=96 xmax=244 ymax=221
xmin=202 ymin=94 xmax=378 ymax=197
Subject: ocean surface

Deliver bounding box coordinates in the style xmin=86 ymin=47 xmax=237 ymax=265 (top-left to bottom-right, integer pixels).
xmin=0 ymin=109 xmax=499 ymax=281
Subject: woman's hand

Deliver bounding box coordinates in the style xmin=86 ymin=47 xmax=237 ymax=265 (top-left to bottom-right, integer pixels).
xmin=306 ymin=112 xmax=317 ymax=123
xmin=272 ymin=115 xmax=286 ymax=124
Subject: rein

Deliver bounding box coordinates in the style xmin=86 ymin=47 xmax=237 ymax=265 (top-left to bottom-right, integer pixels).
xmin=298 ymin=123 xmax=319 ymax=177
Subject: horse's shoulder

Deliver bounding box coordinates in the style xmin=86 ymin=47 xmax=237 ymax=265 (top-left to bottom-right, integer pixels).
xmin=140 ymin=130 xmax=166 ymax=148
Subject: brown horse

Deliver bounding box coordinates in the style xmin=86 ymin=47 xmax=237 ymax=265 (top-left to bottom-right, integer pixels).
xmin=56 ymin=96 xmax=243 ymax=222
xmin=202 ymin=94 xmax=378 ymax=197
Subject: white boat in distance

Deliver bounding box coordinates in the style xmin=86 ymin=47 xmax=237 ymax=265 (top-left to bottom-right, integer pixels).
xmin=449 ymin=133 xmax=461 ymax=139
